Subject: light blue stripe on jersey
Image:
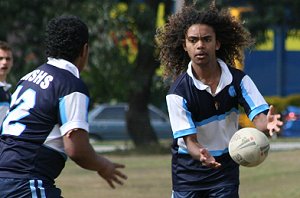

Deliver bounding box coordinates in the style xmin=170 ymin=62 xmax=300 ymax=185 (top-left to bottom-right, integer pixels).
xmin=210 ymin=148 xmax=229 ymax=156
xmin=59 ymin=92 xmax=89 ymax=125
xmin=241 ymin=82 xmax=255 ymax=109
xmin=172 ymin=98 xmax=196 ymax=139
xmin=183 ymin=98 xmax=194 ymax=128
xmin=249 ymin=104 xmax=269 ymax=121
xmin=178 ymin=146 xmax=228 ymax=156
xmin=174 ymin=128 xmax=197 ymax=139
xmin=0 ymin=102 xmax=9 ymax=106
xmin=178 ymin=147 xmax=188 ymax=154
xmin=195 ymin=108 xmax=239 ymax=126
xmin=59 ymin=97 xmax=67 ymax=124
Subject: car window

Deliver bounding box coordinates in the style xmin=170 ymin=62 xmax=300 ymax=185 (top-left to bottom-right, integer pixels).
xmin=149 ymin=109 xmax=166 ymax=122
xmin=95 ymin=107 xmax=126 ymax=120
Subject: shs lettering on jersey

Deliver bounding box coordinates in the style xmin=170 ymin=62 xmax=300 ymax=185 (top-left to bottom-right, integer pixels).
xmin=21 ymin=69 xmax=54 ymax=89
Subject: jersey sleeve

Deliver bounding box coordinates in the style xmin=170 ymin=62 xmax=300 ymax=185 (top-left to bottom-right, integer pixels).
xmin=59 ymin=91 xmax=89 ymax=135
xmin=238 ymin=75 xmax=269 ymax=121
xmin=166 ymin=94 xmax=197 ymax=139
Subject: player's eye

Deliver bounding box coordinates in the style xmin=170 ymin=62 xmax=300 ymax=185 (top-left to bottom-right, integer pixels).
xmin=187 ymin=37 xmax=198 ymax=43
xmin=203 ymin=37 xmax=212 ymax=42
xmin=0 ymin=57 xmax=11 ymax=61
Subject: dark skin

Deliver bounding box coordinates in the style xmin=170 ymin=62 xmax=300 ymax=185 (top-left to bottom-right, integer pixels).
xmin=63 ymin=43 xmax=127 ymax=188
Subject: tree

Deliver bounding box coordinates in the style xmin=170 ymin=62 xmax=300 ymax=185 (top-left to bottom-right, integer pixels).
xmin=236 ymin=0 xmax=300 ymax=44
xmin=1 ymin=0 xmax=173 ymax=149
xmin=84 ymin=0 xmax=173 ymax=148
xmin=0 ymin=0 xmax=101 ymax=88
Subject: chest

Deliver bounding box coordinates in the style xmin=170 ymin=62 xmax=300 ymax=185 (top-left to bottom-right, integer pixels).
xmin=185 ymin=84 xmax=239 ymax=122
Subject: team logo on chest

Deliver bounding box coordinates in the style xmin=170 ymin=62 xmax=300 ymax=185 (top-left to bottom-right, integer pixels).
xmin=228 ymin=85 xmax=236 ymax=97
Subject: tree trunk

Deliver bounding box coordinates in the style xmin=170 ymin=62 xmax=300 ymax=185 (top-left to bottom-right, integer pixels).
xmin=126 ymin=0 xmax=173 ymax=148
xmin=126 ymin=42 xmax=159 ymax=148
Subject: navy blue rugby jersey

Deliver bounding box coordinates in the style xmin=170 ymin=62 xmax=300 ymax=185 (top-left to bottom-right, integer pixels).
xmin=0 ymin=58 xmax=89 ymax=183
xmin=166 ymin=59 xmax=269 ymax=191
xmin=0 ymin=82 xmax=11 ymax=123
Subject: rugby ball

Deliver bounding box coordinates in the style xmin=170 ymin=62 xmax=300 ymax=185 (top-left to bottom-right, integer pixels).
xmin=229 ymin=127 xmax=270 ymax=167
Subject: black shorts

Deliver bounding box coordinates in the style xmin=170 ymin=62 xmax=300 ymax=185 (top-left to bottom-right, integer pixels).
xmin=0 ymin=178 xmax=62 ymax=198
xmin=172 ymin=185 xmax=239 ymax=198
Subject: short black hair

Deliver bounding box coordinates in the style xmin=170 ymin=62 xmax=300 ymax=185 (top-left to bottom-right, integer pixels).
xmin=45 ymin=15 xmax=89 ymax=62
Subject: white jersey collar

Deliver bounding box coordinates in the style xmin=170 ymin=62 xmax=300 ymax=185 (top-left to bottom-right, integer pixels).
xmin=0 ymin=81 xmax=12 ymax=91
xmin=187 ymin=58 xmax=233 ymax=95
xmin=47 ymin=58 xmax=80 ymax=78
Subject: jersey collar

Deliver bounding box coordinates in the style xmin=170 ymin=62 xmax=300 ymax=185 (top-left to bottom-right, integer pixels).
xmin=0 ymin=81 xmax=12 ymax=91
xmin=187 ymin=58 xmax=233 ymax=95
xmin=47 ymin=58 xmax=80 ymax=78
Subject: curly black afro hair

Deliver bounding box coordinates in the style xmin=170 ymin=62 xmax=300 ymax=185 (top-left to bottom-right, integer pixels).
xmin=155 ymin=3 xmax=254 ymax=81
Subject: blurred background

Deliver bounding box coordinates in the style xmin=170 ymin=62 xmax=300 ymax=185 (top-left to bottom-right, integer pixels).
xmin=1 ymin=0 xmax=300 ymax=148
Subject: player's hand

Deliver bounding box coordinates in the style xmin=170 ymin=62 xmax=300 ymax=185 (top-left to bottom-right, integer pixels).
xmin=199 ymin=148 xmax=221 ymax=169
xmin=267 ymin=105 xmax=283 ymax=136
xmin=97 ymin=160 xmax=127 ymax=189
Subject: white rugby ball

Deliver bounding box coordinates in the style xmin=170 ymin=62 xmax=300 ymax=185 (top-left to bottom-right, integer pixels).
xmin=229 ymin=127 xmax=270 ymax=167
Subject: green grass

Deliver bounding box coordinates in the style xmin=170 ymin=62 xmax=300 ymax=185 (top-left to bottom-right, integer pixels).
xmin=56 ymin=141 xmax=300 ymax=198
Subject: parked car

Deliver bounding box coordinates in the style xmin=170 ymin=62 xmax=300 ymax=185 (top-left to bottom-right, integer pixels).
xmin=88 ymin=103 xmax=172 ymax=140
xmin=280 ymin=106 xmax=300 ymax=137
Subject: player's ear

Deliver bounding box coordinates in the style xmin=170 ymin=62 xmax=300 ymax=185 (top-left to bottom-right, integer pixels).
xmin=75 ymin=43 xmax=89 ymax=72
xmin=81 ymin=43 xmax=89 ymax=58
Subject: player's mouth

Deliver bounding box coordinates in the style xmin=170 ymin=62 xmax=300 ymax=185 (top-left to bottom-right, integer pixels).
xmin=195 ymin=52 xmax=206 ymax=59
xmin=0 ymin=67 xmax=8 ymax=71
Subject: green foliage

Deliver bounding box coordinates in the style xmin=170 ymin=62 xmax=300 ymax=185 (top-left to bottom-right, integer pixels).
xmin=0 ymin=0 xmax=166 ymax=106
xmin=239 ymin=94 xmax=300 ymax=128
xmin=265 ymin=94 xmax=300 ymax=113
xmin=80 ymin=0 xmax=159 ymax=104
xmin=0 ymin=0 xmax=105 ymax=89
xmin=240 ymin=0 xmax=300 ymax=44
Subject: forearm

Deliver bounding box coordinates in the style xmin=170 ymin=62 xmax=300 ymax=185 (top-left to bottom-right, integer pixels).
xmin=183 ymin=134 xmax=221 ymax=168
xmin=183 ymin=134 xmax=203 ymax=161
xmin=63 ymin=129 xmax=111 ymax=172
xmin=69 ymin=143 xmax=111 ymax=172
xmin=63 ymin=129 xmax=127 ymax=188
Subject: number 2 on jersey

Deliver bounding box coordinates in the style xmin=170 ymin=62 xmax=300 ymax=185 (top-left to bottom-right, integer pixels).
xmin=2 ymin=86 xmax=36 ymax=136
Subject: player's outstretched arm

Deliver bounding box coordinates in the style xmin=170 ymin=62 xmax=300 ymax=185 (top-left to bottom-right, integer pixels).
xmin=184 ymin=134 xmax=221 ymax=169
xmin=63 ymin=129 xmax=127 ymax=188
xmin=253 ymin=105 xmax=283 ymax=136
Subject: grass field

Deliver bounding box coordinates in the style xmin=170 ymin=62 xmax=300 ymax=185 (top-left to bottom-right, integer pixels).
xmin=56 ymin=144 xmax=300 ymax=198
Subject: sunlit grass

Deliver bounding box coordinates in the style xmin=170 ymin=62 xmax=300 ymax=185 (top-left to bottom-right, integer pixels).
xmin=57 ymin=138 xmax=300 ymax=198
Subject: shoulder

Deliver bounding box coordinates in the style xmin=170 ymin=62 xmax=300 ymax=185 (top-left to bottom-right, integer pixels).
xmin=20 ymin=63 xmax=89 ymax=97
xmin=227 ymin=66 xmax=246 ymax=79
xmin=168 ymin=72 xmax=192 ymax=95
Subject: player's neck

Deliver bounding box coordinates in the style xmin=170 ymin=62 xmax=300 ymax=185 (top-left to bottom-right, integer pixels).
xmin=192 ymin=61 xmax=220 ymax=83
xmin=0 ymin=75 xmax=6 ymax=83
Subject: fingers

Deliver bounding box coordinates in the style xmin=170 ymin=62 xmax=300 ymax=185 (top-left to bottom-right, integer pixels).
xmin=103 ymin=163 xmax=128 ymax=189
xmin=114 ymin=162 xmax=126 ymax=169
xmin=199 ymin=148 xmax=221 ymax=169
xmin=106 ymin=171 xmax=126 ymax=189
xmin=201 ymin=159 xmax=221 ymax=169
xmin=269 ymin=129 xmax=274 ymax=136
xmin=106 ymin=179 xmax=115 ymax=189
xmin=268 ymin=105 xmax=278 ymax=117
